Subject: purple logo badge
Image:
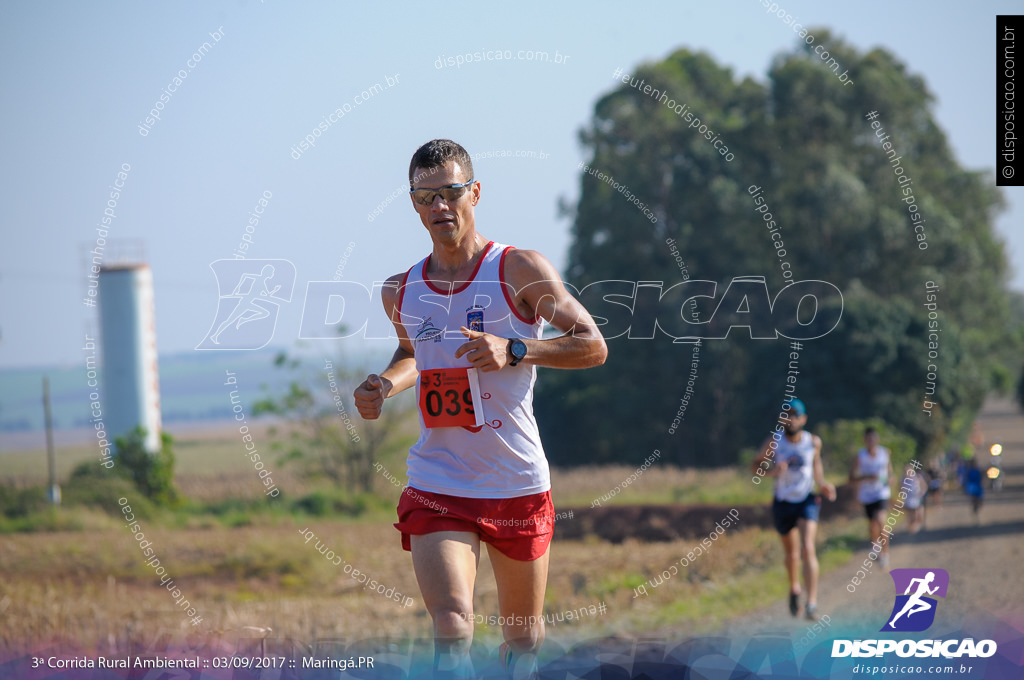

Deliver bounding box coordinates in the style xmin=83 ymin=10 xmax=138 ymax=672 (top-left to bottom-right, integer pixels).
xmin=881 ymin=568 xmax=949 ymax=632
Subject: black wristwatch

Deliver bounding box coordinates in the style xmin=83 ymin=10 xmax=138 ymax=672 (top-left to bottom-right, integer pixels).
xmin=507 ymin=338 xmax=528 ymax=367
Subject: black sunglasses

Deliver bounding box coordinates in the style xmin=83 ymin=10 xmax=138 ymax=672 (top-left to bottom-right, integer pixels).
xmin=409 ymin=179 xmax=476 ymax=206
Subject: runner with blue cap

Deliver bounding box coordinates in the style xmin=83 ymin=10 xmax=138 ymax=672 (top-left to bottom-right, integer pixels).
xmin=750 ymin=398 xmax=837 ymax=620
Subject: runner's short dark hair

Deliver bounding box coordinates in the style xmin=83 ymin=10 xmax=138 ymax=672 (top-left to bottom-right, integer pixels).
xmin=409 ymin=139 xmax=474 ymax=187
xmin=865 ymin=426 xmax=877 ymax=436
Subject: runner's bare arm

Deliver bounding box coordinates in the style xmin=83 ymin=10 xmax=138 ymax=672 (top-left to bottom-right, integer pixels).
xmin=849 ymin=457 xmax=863 ymax=482
xmin=751 ymin=436 xmax=786 ymax=477
xmin=354 ymin=273 xmax=417 ymax=419
xmin=454 ymin=249 xmax=607 ymax=371
xmin=813 ymin=435 xmax=837 ymax=501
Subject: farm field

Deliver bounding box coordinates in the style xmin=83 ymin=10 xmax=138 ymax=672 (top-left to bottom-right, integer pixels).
xmin=1 ymin=399 xmax=1020 ymax=672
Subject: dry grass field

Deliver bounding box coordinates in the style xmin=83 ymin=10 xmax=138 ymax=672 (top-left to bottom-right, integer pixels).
xmin=1 ymin=514 xmax=859 ymax=654
xmin=0 ymin=420 xmax=857 ymax=656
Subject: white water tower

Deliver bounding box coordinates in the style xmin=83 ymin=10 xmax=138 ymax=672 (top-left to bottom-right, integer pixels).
xmin=98 ymin=262 xmax=162 ymax=453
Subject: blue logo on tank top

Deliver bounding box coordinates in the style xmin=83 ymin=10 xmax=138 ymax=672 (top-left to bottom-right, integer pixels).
xmin=415 ymin=317 xmax=443 ymax=344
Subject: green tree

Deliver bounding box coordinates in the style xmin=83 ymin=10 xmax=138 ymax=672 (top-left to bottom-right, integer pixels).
xmin=253 ymin=351 xmax=413 ymax=493
xmin=537 ymin=32 xmax=1022 ymax=468
xmin=112 ymin=427 xmax=180 ymax=507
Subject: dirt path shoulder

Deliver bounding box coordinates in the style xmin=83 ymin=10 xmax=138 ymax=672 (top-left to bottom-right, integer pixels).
xmin=715 ymin=397 xmax=1024 ymax=645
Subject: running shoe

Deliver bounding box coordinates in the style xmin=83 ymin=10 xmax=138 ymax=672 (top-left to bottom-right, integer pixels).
xmin=805 ymin=603 xmax=820 ymax=621
xmin=789 ymin=592 xmax=799 ymax=617
xmin=879 ymin=553 xmax=890 ymax=570
xmin=500 ymin=642 xmax=538 ymax=680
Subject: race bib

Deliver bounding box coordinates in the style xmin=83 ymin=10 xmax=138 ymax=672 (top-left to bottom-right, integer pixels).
xmin=419 ymin=367 xmax=484 ymax=428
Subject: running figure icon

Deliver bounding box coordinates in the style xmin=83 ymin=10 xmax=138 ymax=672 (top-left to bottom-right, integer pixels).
xmin=888 ymin=571 xmax=939 ymax=628
xmin=211 ymin=264 xmax=281 ymax=344
xmin=196 ymin=258 xmax=296 ymax=351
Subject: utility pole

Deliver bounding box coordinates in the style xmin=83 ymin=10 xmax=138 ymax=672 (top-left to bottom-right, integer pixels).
xmin=43 ymin=376 xmax=60 ymax=505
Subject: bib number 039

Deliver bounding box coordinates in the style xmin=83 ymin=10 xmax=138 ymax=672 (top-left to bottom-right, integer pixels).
xmin=419 ymin=367 xmax=484 ymax=428
xmin=424 ymin=387 xmax=473 ymax=418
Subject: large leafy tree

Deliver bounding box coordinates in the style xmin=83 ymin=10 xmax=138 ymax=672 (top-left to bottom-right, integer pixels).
xmin=537 ymin=32 xmax=1021 ymax=468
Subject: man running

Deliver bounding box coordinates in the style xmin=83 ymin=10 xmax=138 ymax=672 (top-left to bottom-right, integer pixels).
xmin=354 ymin=139 xmax=607 ymax=678
xmin=750 ymin=398 xmax=836 ymax=621
xmin=849 ymin=427 xmax=893 ymax=569
xmin=901 ymin=462 xmax=927 ymax=533
xmin=964 ymin=456 xmax=984 ymax=524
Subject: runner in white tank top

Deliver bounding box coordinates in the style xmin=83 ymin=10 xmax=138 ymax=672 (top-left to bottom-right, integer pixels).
xmin=773 ymin=430 xmax=817 ymax=503
xmin=849 ymin=427 xmax=893 ymax=568
xmin=352 ymin=141 xmax=608 ymax=677
xmin=855 ymin=446 xmax=891 ymax=504
xmin=398 ymin=240 xmax=549 ymax=498
xmin=901 ymin=463 xmax=927 ymax=534
xmin=750 ymin=398 xmax=836 ymax=622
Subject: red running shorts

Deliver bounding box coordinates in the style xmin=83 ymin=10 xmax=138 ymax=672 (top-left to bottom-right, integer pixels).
xmin=394 ymin=486 xmax=554 ymax=561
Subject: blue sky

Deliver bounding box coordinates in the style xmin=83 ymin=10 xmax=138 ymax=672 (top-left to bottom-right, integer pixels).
xmin=1 ymin=0 xmax=1020 ymax=370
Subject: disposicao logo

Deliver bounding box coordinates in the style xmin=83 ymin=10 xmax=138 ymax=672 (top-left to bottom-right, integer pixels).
xmin=196 ymin=260 xmax=296 ymax=350
xmin=882 ymin=568 xmax=948 ymax=632
xmin=832 ymin=568 xmax=998 ymax=659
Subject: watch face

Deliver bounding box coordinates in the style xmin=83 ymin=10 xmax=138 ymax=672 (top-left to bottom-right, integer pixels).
xmin=511 ymin=339 xmax=527 ymax=359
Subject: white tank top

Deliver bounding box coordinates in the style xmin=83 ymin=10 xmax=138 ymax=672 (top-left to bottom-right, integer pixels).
xmin=398 ymin=241 xmax=550 ymax=498
xmin=774 ymin=431 xmax=817 ymax=502
xmin=856 ymin=447 xmax=891 ymax=503
xmin=903 ymin=474 xmax=925 ymax=508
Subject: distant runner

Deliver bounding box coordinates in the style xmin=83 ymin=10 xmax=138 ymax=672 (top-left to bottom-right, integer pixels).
xmin=849 ymin=427 xmax=893 ymax=569
xmin=925 ymin=459 xmax=944 ymax=508
xmin=901 ymin=462 xmax=927 ymax=533
xmin=751 ymin=398 xmax=836 ymax=621
xmin=964 ymin=456 xmax=984 ymax=524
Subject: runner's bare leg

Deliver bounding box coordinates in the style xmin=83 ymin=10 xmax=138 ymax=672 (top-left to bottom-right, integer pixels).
xmin=487 ymin=543 xmax=549 ymax=673
xmin=780 ymin=528 xmax=801 ymax=596
xmin=410 ymin=532 xmax=480 ymax=675
xmin=869 ymin=514 xmax=887 ymax=554
xmin=798 ymin=518 xmax=820 ymax=605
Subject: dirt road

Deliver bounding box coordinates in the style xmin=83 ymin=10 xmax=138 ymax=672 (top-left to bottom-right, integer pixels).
xmin=715 ymin=397 xmax=1024 ymax=657
xmin=486 ymin=400 xmax=1024 ymax=679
